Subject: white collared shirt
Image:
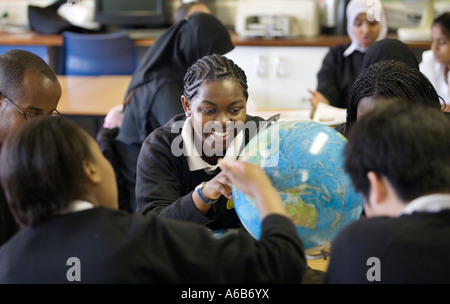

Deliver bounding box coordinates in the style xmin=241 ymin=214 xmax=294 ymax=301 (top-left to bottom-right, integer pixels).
xmin=419 ymin=49 xmax=448 ymax=105
xmin=61 ymin=200 xmax=94 ymax=214
xmin=343 ymin=42 xmax=368 ymax=57
xmin=400 ymin=194 xmax=450 ymax=215
xmin=181 ymin=117 xmax=244 ymax=174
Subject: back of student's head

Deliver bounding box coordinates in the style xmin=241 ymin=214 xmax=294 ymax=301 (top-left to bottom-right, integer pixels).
xmin=0 ymin=116 xmax=92 ymax=227
xmin=345 ymin=60 xmax=441 ymax=135
xmin=345 ymin=99 xmax=450 ymax=202
xmin=183 ymin=53 xmax=248 ymax=101
xmin=0 ymin=49 xmax=57 ymax=101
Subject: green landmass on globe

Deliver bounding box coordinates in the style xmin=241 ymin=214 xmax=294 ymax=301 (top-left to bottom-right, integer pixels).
xmin=283 ymin=184 xmax=320 ymax=230
xmin=233 ymin=120 xmax=363 ymax=253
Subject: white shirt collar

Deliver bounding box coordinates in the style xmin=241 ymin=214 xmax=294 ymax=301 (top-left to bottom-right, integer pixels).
xmin=343 ymin=42 xmax=367 ymax=57
xmin=61 ymin=200 xmax=94 ymax=214
xmin=181 ymin=117 xmax=244 ymax=173
xmin=400 ymin=194 xmax=450 ymax=215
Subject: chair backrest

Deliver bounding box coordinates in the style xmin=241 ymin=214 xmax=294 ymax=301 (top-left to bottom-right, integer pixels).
xmin=61 ymin=31 xmax=138 ymax=76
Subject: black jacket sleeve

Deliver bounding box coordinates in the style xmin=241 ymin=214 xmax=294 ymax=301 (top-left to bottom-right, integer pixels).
xmin=139 ymin=212 xmax=307 ymax=283
xmin=316 ymin=46 xmax=344 ymax=107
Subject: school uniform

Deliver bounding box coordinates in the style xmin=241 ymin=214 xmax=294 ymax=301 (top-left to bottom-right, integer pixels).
xmin=315 ymin=0 xmax=388 ymax=109
xmin=419 ymin=49 xmax=450 ymax=106
xmin=0 ymin=201 xmax=306 ymax=283
xmin=114 ymin=12 xmax=234 ymax=213
xmin=0 ymin=187 xmax=19 ymax=246
xmin=324 ymin=194 xmax=450 ymax=283
xmin=135 ymin=113 xmax=265 ymax=230
xmin=316 ymin=44 xmax=365 ymax=109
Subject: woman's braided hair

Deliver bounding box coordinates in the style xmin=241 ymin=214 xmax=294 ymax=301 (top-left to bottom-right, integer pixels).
xmin=183 ymin=53 xmax=248 ymax=101
xmin=344 ymin=60 xmax=442 ymax=136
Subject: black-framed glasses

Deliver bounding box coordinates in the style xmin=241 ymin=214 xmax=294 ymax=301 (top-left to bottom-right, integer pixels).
xmin=1 ymin=92 xmax=60 ymax=120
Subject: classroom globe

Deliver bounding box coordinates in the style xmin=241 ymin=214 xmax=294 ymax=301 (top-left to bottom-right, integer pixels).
xmin=233 ymin=120 xmax=363 ymax=253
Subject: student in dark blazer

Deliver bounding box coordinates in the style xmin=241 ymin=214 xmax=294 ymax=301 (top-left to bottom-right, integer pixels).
xmin=324 ymin=99 xmax=450 ymax=283
xmin=105 ymin=12 xmax=234 ymax=213
xmin=135 ymin=54 xmax=266 ymax=230
xmin=0 ymin=115 xmax=306 ymax=284
xmin=0 ymin=49 xmax=61 ymax=246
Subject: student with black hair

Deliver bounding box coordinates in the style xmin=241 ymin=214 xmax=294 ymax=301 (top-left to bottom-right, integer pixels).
xmin=344 ymin=60 xmax=442 ymax=136
xmin=419 ymin=12 xmax=450 ymax=112
xmin=324 ymin=99 xmax=450 ymax=283
xmin=101 ymin=12 xmax=234 ymax=213
xmin=0 ymin=115 xmax=306 ymax=284
xmin=331 ymin=39 xmax=421 ymax=135
xmin=135 ymin=54 xmax=265 ymax=230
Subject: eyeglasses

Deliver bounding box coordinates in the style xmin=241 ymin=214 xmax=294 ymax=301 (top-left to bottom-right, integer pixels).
xmin=1 ymin=92 xmax=60 ymax=120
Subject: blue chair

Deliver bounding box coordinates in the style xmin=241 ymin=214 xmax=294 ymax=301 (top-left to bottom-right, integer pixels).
xmin=61 ymin=31 xmax=138 ymax=75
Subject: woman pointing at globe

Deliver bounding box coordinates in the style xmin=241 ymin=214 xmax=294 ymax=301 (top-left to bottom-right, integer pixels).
xmin=135 ymin=54 xmax=266 ymax=230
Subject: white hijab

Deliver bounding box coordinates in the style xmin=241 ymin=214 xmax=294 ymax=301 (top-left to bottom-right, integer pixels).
xmin=343 ymin=0 xmax=388 ymax=57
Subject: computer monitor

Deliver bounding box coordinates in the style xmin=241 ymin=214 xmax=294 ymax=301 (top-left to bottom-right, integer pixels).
xmin=94 ymin=0 xmax=170 ymax=29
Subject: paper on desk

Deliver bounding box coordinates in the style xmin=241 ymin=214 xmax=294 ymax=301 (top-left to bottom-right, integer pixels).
xmin=312 ymin=102 xmax=347 ymax=126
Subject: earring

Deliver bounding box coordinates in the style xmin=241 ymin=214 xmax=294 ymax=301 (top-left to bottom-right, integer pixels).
xmin=186 ymin=111 xmax=191 ymax=117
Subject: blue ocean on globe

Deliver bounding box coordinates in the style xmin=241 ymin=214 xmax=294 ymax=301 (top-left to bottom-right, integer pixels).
xmin=232 ymin=120 xmax=363 ymax=253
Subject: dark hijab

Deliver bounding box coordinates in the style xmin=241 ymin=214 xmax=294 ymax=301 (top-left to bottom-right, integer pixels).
xmin=125 ymin=12 xmax=234 ymax=97
xmin=361 ymin=38 xmax=419 ymax=71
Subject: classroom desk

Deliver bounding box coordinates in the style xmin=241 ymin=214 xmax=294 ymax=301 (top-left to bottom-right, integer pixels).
xmin=307 ymin=258 xmax=329 ymax=272
xmin=56 ymin=75 xmax=132 ymax=137
xmin=0 ymin=31 xmax=154 ymax=47
xmin=56 ymin=75 xmax=314 ymax=119
xmin=0 ymin=30 xmax=432 ymax=48
xmin=57 ymin=75 xmax=131 ymax=116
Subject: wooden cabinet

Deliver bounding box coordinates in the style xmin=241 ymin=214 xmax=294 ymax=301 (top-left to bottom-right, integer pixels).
xmin=226 ymin=46 xmax=329 ymax=112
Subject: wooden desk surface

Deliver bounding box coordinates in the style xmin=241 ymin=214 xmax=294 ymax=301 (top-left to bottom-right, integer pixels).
xmin=57 ymin=75 xmax=131 ymax=116
xmin=0 ymin=31 xmax=62 ymax=46
xmin=307 ymin=257 xmax=329 ymax=272
xmin=0 ymin=31 xmax=432 ymax=49
xmin=0 ymin=31 xmax=156 ymax=47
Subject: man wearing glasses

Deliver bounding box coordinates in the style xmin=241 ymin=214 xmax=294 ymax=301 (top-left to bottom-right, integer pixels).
xmin=0 ymin=49 xmax=61 ymax=246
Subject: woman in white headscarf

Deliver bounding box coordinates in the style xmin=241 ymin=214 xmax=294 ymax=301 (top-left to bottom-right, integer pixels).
xmin=308 ymin=0 xmax=387 ymax=110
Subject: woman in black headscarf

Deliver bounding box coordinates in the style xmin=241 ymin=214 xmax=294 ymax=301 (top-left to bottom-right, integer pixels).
xmin=361 ymin=38 xmax=419 ymax=70
xmin=112 ymin=12 xmax=234 ymax=213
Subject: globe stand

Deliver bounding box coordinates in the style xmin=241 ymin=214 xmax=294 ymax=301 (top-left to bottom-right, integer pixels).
xmin=305 ymin=243 xmax=331 ymax=260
